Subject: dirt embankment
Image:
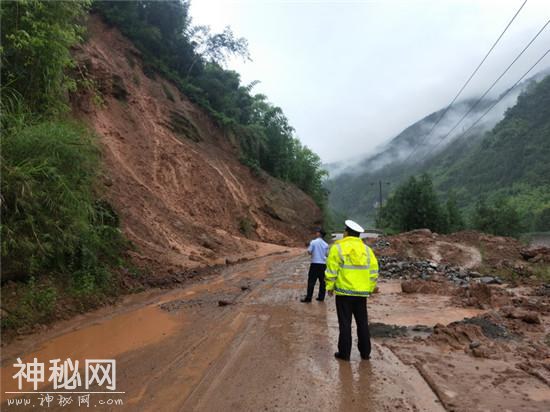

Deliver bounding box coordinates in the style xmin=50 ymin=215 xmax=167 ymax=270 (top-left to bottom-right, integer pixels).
xmin=369 ymin=229 xmax=550 ymax=411
xmin=372 ymin=228 xmax=548 ymax=279
xmin=71 ymin=15 xmax=321 ymax=277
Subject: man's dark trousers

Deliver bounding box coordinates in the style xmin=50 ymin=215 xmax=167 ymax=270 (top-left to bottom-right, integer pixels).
xmin=306 ymin=263 xmax=326 ymax=300
xmin=335 ymin=295 xmax=371 ymax=359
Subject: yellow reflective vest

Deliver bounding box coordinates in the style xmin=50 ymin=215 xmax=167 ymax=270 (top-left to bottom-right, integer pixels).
xmin=325 ymin=236 xmax=379 ymax=297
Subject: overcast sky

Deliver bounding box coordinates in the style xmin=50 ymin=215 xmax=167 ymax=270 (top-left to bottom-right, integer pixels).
xmin=190 ymin=0 xmax=550 ymax=163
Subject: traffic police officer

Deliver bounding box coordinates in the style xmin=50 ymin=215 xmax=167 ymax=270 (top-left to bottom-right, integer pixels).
xmin=325 ymin=220 xmax=379 ymax=361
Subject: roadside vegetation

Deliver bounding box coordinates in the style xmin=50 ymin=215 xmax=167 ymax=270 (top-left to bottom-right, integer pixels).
xmin=378 ymin=173 xmax=526 ymax=238
xmin=1 ymin=0 xmax=126 ymax=332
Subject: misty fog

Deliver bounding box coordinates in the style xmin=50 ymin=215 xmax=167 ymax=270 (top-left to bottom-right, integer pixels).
xmin=191 ymin=0 xmax=550 ymax=165
xmin=325 ymin=68 xmax=549 ymax=178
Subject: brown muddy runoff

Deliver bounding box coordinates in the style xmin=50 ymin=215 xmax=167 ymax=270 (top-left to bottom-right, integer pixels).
xmin=2 ymin=249 xmax=549 ymax=411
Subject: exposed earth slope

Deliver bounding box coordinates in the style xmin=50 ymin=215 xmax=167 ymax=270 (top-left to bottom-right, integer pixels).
xmin=72 ymin=16 xmax=321 ymax=274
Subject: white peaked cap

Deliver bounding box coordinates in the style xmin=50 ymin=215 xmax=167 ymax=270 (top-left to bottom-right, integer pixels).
xmin=345 ymin=219 xmax=364 ymax=233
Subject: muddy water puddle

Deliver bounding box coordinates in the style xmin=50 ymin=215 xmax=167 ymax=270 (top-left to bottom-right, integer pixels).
xmin=1 ymin=304 xmax=180 ymax=398
xmin=525 ymin=386 xmax=550 ymax=402
xmin=371 ymin=280 xmax=485 ymax=327
xmin=0 ymin=252 xmax=297 ymax=401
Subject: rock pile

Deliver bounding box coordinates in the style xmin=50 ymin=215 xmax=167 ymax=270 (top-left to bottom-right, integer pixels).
xmin=373 ymin=238 xmax=391 ymax=249
xmin=378 ymin=256 xmax=503 ymax=286
xmin=533 ymin=283 xmax=550 ymax=296
xmin=520 ymin=246 xmax=550 ymax=263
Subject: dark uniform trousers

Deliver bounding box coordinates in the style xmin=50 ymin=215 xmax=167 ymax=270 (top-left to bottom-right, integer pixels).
xmin=335 ymin=295 xmax=371 ymax=358
xmin=306 ymin=263 xmax=326 ymax=300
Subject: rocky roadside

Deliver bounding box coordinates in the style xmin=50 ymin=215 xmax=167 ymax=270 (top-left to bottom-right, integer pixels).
xmin=366 ymin=231 xmax=550 ymax=411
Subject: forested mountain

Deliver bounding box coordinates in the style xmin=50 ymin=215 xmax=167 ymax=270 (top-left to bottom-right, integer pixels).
xmin=327 ymin=73 xmax=550 ymax=231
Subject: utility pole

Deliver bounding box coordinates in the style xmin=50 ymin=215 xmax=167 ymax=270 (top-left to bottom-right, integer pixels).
xmin=369 ymin=180 xmax=390 ymax=229
xmin=370 ymin=180 xmax=391 ymax=209
xmin=379 ymin=180 xmax=383 ymax=210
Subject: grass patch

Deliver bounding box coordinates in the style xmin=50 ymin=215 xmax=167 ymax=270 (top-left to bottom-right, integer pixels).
xmin=1 ymin=118 xmax=128 ymax=334
xmin=530 ymin=264 xmax=550 ymax=283
xmin=162 ymin=83 xmax=175 ymax=102
xmin=238 ymin=217 xmax=254 ymax=237
xmin=239 ymin=156 xmax=261 ymax=177
xmin=2 ymin=277 xmax=58 ymax=330
xmin=167 ymin=110 xmax=201 ymax=142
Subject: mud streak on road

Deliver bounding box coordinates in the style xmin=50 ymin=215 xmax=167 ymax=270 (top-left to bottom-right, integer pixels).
xmin=2 ymin=251 xmax=464 ymax=411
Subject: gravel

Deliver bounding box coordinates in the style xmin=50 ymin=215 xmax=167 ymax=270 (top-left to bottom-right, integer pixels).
xmin=378 ymin=255 xmax=503 ymax=286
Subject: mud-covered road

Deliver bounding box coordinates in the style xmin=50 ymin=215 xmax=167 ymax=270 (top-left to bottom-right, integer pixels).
xmin=2 ymin=249 xmax=549 ymax=411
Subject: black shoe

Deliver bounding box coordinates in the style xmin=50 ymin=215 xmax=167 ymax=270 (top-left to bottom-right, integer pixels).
xmin=316 ymin=297 xmax=324 ymax=302
xmin=361 ymin=354 xmax=371 ymax=360
xmin=300 ymin=297 xmax=312 ymax=303
xmin=334 ymin=352 xmax=350 ymax=361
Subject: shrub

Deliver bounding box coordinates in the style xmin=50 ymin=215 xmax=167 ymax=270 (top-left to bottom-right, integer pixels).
xmin=239 ymin=155 xmax=261 ymax=177
xmin=162 ymin=83 xmax=175 ymax=102
xmin=1 ymin=276 xmax=58 ymax=330
xmin=471 ymin=198 xmax=522 ymax=237
xmin=1 ymin=0 xmax=91 ymax=115
xmin=534 ymin=207 xmax=550 ymax=232
xmin=238 ymin=218 xmax=254 ymax=237
xmin=1 ymin=120 xmax=126 ymax=281
xmin=22 ymin=277 xmax=58 ymax=320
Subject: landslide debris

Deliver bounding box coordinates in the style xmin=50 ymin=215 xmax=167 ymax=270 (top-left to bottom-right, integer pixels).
xmin=71 ymin=16 xmax=322 ymax=276
xmin=371 ymin=229 xmax=550 ymax=288
xmin=373 ymin=229 xmax=524 ymax=270
xmin=371 ymin=230 xmax=550 ymax=411
xmin=373 ymin=228 xmax=550 ymax=368
xmin=520 ymin=246 xmax=550 ymax=263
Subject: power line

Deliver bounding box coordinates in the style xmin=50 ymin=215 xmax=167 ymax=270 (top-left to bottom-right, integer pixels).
xmin=421 ymin=46 xmax=550 ymax=162
xmin=420 ymin=17 xmax=550 ymax=159
xmin=402 ymin=0 xmax=528 ymax=165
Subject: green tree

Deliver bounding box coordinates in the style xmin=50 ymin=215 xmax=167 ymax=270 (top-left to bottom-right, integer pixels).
xmin=187 ymin=25 xmax=250 ymax=77
xmin=1 ymin=0 xmax=91 ymax=114
xmin=471 ymin=197 xmax=522 ymax=237
xmin=534 ymin=207 xmax=550 ymax=231
xmin=379 ymin=174 xmax=446 ymax=233
xmin=92 ymin=1 xmax=195 ymax=74
xmin=446 ymin=191 xmax=465 ymax=232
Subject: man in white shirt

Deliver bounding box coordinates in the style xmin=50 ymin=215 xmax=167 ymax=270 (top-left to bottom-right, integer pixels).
xmin=301 ymin=228 xmax=329 ymax=303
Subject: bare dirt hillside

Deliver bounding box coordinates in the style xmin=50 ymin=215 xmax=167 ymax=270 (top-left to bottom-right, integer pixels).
xmin=71 ymin=15 xmax=321 ymax=275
